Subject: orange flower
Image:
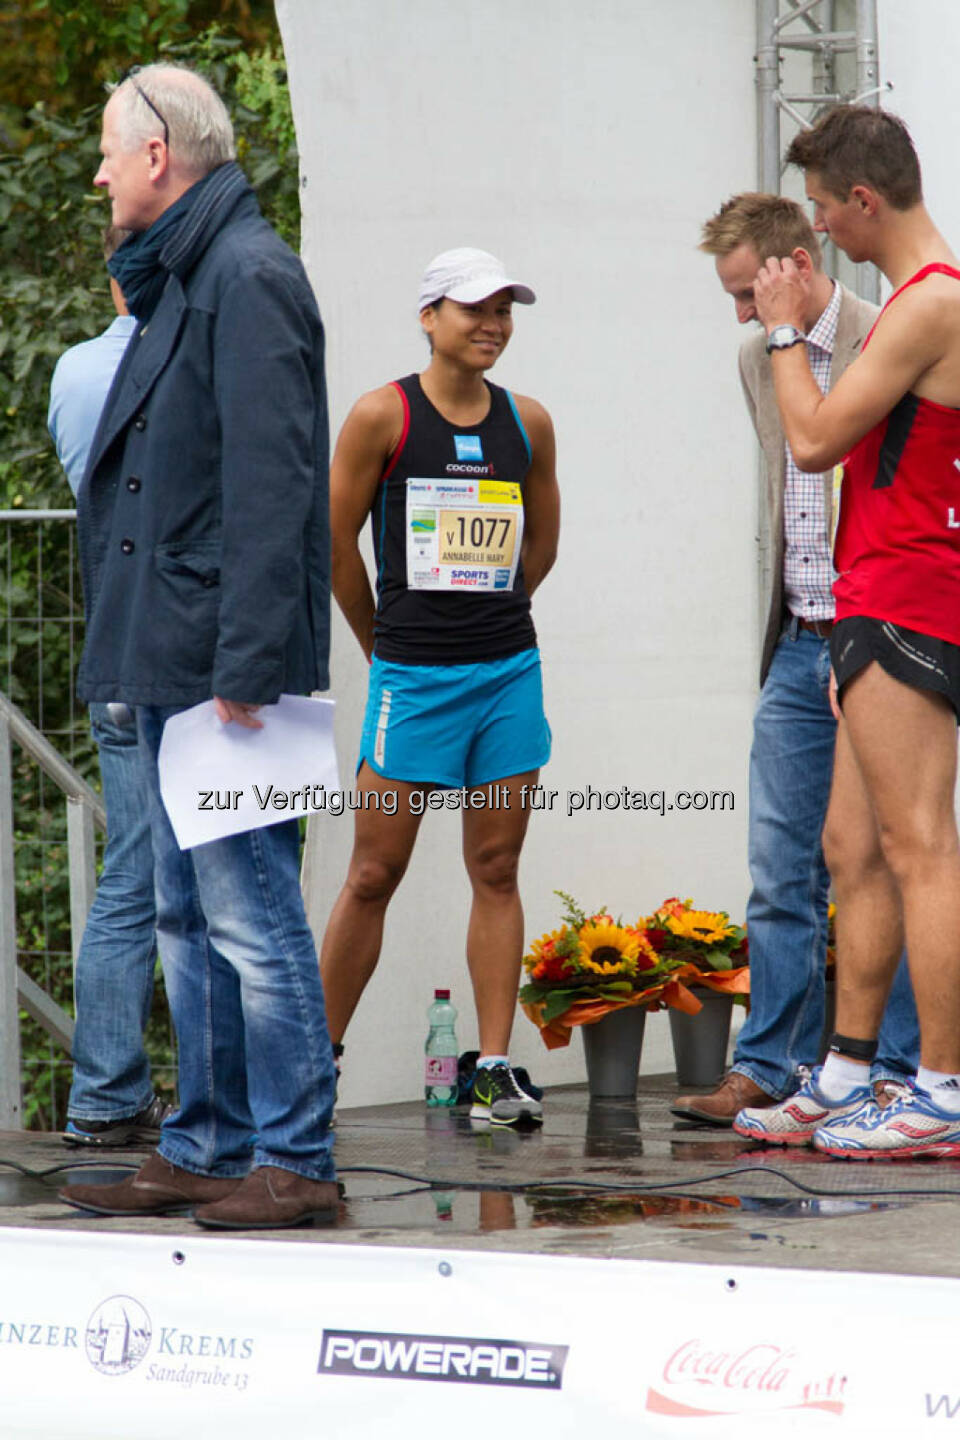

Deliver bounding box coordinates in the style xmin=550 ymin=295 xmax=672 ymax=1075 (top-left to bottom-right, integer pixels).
xmin=624 ymin=926 xmax=661 ymax=971
xmin=533 ymin=953 xmax=575 ymax=983
xmin=524 ymin=927 xmax=573 ymax=976
xmin=658 ymin=896 xmax=687 ymax=919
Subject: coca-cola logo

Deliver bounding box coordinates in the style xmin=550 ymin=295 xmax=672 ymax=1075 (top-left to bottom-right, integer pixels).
xmin=647 ymin=1337 xmax=846 ymax=1419
xmin=664 ymin=1339 xmax=794 ymax=1392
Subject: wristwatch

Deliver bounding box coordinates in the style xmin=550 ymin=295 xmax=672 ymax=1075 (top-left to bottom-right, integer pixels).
xmin=766 ymin=323 xmax=806 ymax=354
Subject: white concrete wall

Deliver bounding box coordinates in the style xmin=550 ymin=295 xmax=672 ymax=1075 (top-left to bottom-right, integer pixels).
xmin=878 ymin=1 xmax=960 ymax=248
xmin=277 ymin=0 xmax=763 ymax=1105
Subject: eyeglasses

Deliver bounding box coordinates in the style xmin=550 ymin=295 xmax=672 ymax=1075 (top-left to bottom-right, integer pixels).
xmin=121 ymin=66 xmax=169 ymax=148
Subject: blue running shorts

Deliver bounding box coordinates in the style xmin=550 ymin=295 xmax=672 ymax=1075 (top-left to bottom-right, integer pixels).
xmin=359 ymin=648 xmax=551 ymax=789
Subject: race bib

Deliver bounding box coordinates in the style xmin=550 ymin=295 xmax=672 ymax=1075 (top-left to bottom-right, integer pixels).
xmin=405 ymin=477 xmax=523 ymax=592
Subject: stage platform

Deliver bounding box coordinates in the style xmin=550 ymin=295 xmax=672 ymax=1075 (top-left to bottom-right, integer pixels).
xmin=4 ymin=1077 xmax=960 ymax=1437
xmin=2 ymin=1073 xmax=958 ymax=1275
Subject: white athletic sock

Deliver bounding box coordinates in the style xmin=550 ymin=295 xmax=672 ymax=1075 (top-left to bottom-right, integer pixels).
xmin=477 ymin=1055 xmax=509 ymax=1070
xmin=819 ymin=1052 xmax=870 ymax=1101
xmin=917 ymin=1067 xmax=960 ymax=1113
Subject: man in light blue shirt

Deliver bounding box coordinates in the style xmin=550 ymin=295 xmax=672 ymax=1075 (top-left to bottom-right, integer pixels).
xmin=47 ymin=226 xmax=170 ymax=1148
xmin=49 ymin=305 xmax=135 ymax=493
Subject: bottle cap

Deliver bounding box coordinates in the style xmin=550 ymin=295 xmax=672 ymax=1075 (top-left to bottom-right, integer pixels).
xmin=434 ymin=988 xmax=451 ymax=1000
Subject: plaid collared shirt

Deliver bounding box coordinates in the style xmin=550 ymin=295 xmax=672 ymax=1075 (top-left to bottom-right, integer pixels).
xmin=782 ymin=280 xmax=841 ymax=621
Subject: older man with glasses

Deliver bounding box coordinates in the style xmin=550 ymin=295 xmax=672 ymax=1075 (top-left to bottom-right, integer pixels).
xmin=58 ymin=63 xmax=338 ymax=1230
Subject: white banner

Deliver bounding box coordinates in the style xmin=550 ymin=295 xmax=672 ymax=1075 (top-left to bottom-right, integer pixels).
xmin=0 ymin=1227 xmax=956 ymax=1437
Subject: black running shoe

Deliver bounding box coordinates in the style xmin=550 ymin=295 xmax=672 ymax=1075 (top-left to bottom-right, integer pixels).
xmin=469 ymin=1063 xmax=543 ymax=1127
xmin=62 ymin=1095 xmax=174 ymax=1149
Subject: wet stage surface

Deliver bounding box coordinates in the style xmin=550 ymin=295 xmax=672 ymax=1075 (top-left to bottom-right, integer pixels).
xmin=2 ymin=1075 xmax=959 ymax=1276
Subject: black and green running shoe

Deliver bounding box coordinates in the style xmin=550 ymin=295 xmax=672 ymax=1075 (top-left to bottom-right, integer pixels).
xmin=62 ymin=1095 xmax=173 ymax=1149
xmin=469 ymin=1062 xmax=543 ymax=1127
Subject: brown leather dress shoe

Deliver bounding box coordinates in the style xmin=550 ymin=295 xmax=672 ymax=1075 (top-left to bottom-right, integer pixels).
xmin=671 ymin=1071 xmax=776 ymax=1127
xmin=193 ymin=1166 xmax=339 ymax=1230
xmin=59 ymin=1152 xmax=244 ymax=1217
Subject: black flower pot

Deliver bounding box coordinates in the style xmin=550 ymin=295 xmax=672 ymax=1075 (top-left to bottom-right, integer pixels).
xmin=580 ymin=1006 xmax=647 ymax=1097
xmin=669 ymin=987 xmax=735 ymax=1087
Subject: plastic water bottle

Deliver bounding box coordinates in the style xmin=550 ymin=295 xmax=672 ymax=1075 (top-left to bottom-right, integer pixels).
xmin=432 ymin=1190 xmax=455 ymax=1221
xmin=425 ymin=988 xmax=458 ymax=1106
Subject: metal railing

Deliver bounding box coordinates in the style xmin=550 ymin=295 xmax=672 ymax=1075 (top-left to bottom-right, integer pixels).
xmin=1 ymin=508 xmax=92 ymax=1126
xmin=1 ymin=507 xmax=84 ymax=745
xmin=0 ymin=690 xmax=100 ymax=1127
xmin=1 ymin=510 xmax=179 ymax=1130
xmin=1 ymin=508 xmax=87 ymax=1126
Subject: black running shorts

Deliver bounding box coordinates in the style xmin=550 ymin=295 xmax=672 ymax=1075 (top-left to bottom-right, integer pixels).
xmin=831 ymin=616 xmax=960 ymax=722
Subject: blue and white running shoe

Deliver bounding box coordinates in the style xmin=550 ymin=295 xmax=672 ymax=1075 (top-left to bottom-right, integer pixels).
xmin=814 ymin=1083 xmax=960 ymax=1160
xmin=733 ymin=1066 xmax=873 ymax=1147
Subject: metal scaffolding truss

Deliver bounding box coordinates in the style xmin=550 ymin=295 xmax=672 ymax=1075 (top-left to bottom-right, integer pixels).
xmin=755 ymin=0 xmax=888 ymax=299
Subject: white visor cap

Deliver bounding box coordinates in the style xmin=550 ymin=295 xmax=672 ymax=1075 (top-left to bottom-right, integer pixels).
xmin=418 ymin=247 xmax=536 ymax=312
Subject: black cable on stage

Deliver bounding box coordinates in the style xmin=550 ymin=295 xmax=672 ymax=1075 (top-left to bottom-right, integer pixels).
xmin=5 ymin=1154 xmax=960 ymax=1206
xmin=0 ymin=1157 xmax=139 ymax=1179
xmin=336 ymin=1162 xmax=960 ymax=1203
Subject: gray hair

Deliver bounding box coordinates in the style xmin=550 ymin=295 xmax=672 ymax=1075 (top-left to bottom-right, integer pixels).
xmin=112 ymin=63 xmax=235 ymax=175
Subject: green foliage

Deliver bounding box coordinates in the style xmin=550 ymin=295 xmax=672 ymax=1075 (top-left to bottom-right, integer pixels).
xmin=43 ymin=0 xmax=193 ymax=91
xmin=234 ymin=43 xmax=297 ymax=153
xmin=0 ymin=2 xmax=279 ymax=131
xmin=0 ymin=108 xmax=108 ymax=509
xmin=554 ymin=888 xmax=587 ymax=931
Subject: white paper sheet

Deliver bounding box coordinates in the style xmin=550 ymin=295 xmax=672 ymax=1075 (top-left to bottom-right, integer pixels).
xmin=157 ymin=694 xmax=339 ymax=849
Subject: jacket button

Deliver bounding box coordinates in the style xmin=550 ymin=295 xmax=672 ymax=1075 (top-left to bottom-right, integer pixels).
xmin=126 ymin=476 xmax=142 ymax=493
xmin=120 ymin=538 xmax=135 ymax=555
xmin=134 ymin=414 xmax=147 ymax=431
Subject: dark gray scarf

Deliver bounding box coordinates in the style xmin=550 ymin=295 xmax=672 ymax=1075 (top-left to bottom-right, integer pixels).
xmin=108 ymin=161 xmax=252 ymax=321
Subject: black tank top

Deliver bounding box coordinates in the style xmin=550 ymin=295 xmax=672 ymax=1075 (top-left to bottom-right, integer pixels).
xmin=371 ymin=373 xmax=537 ymax=664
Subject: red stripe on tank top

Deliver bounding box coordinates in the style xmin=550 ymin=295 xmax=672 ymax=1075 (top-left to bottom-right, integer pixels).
xmin=380 ymin=380 xmax=411 ymax=483
xmin=864 ymin=262 xmax=960 ymax=348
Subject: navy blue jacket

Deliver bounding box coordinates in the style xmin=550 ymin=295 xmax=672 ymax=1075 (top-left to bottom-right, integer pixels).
xmin=76 ymin=187 xmax=330 ymax=707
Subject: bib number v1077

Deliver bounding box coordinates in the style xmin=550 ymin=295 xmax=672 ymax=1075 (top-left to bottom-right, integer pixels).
xmin=406 ymin=477 xmax=523 ymax=592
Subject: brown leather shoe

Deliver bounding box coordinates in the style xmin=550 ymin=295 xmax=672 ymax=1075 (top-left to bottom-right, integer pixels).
xmin=671 ymin=1071 xmax=776 ymax=1126
xmin=59 ymin=1152 xmax=244 ymax=1217
xmin=193 ymin=1166 xmax=339 ymax=1230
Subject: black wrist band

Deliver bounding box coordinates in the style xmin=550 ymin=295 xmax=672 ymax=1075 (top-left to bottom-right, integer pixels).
xmin=828 ymin=1033 xmax=878 ymax=1062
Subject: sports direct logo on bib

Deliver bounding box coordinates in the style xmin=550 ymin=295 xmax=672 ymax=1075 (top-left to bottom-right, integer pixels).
xmin=405 ymin=477 xmax=523 ymax=592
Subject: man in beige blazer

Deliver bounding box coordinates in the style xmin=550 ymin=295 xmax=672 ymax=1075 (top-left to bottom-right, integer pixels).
xmin=672 ymin=193 xmax=917 ymax=1124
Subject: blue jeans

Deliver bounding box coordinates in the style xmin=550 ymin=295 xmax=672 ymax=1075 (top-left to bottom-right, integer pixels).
xmin=67 ymin=703 xmax=158 ymax=1121
xmin=137 ymin=706 xmax=336 ymax=1181
xmin=733 ymin=623 xmax=919 ymax=1098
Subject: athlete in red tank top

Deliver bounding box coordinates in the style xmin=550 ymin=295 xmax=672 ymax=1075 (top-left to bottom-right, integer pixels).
xmin=741 ymin=104 xmax=960 ymax=1160
xmin=833 ymin=264 xmax=960 ymax=645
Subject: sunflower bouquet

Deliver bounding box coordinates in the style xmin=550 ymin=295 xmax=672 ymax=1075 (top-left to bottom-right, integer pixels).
xmin=520 ymin=891 xmax=750 ymax=1050
xmin=520 ymin=892 xmax=678 ymax=1022
xmin=644 ymin=896 xmax=748 ymax=972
